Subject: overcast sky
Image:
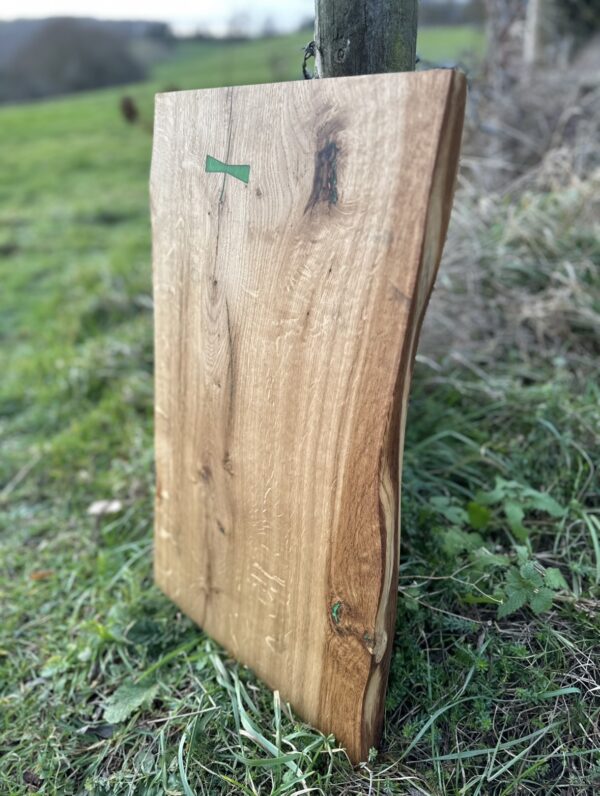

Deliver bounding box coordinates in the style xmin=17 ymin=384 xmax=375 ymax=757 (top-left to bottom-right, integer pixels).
xmin=0 ymin=1 xmax=314 ymax=34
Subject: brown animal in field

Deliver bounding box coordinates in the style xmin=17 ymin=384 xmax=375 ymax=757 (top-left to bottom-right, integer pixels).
xmin=120 ymin=96 xmax=139 ymax=125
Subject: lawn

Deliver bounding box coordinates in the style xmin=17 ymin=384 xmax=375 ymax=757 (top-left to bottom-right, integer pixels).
xmin=1 ymin=29 xmax=599 ymax=796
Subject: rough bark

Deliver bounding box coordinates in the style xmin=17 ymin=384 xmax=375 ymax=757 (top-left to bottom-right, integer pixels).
xmin=314 ymin=0 xmax=418 ymax=78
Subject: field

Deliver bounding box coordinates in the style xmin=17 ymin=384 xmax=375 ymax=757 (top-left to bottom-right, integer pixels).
xmin=1 ymin=28 xmax=599 ymax=796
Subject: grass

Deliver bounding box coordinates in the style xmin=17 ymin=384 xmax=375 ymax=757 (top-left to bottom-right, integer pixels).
xmin=151 ymin=26 xmax=484 ymax=88
xmin=1 ymin=28 xmax=599 ymax=796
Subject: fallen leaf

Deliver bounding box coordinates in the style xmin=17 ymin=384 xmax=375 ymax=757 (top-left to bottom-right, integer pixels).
xmin=29 ymin=570 xmax=54 ymax=581
xmin=87 ymin=499 xmax=123 ymax=517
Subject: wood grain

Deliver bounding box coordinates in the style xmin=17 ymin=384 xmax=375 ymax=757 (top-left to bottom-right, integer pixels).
xmin=151 ymin=70 xmax=466 ymax=762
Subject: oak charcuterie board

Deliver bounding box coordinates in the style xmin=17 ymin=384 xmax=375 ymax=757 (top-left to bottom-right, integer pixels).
xmin=151 ymin=70 xmax=466 ymax=761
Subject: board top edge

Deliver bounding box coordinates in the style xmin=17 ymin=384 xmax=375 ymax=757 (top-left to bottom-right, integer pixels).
xmin=154 ymin=68 xmax=466 ymax=104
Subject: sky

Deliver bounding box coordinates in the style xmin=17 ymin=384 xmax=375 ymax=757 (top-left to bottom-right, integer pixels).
xmin=0 ymin=1 xmax=314 ymax=34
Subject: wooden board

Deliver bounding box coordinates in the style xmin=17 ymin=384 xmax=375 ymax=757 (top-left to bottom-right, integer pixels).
xmin=151 ymin=70 xmax=466 ymax=762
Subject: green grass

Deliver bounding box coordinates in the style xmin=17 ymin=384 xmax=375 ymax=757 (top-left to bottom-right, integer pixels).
xmin=150 ymin=26 xmax=484 ymax=88
xmin=417 ymin=25 xmax=485 ymax=64
xmin=1 ymin=29 xmax=599 ymax=796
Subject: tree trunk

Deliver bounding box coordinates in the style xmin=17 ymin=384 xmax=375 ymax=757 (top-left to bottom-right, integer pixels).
xmin=523 ymin=0 xmax=575 ymax=68
xmin=314 ymin=0 xmax=418 ymax=78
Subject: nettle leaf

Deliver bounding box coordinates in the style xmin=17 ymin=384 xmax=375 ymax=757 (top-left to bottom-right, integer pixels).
xmin=544 ymin=567 xmax=569 ymax=591
xmin=519 ymin=561 xmax=544 ymax=588
xmin=529 ymin=587 xmax=555 ymax=615
xmin=104 ymin=680 xmax=159 ymax=724
xmin=87 ymin=620 xmax=124 ymax=643
xmin=498 ymin=561 xmax=558 ymax=618
xmin=522 ymin=487 xmax=565 ymax=518
xmin=41 ymin=654 xmax=72 ymax=678
xmin=505 ymin=567 xmax=528 ymax=593
xmin=442 ymin=527 xmax=483 ymax=556
xmin=498 ymin=588 xmax=528 ymax=618
xmin=477 ymin=477 xmax=519 ymax=506
xmin=467 ymin=501 xmax=491 ymax=531
xmin=504 ymin=501 xmax=528 ymax=540
xmin=127 ymin=618 xmax=162 ymax=645
xmin=430 ymin=496 xmax=468 ymax=526
xmin=515 ymin=545 xmax=530 ymax=565
xmin=476 ymin=478 xmax=565 ymax=527
xmin=470 ymin=547 xmax=510 ymax=569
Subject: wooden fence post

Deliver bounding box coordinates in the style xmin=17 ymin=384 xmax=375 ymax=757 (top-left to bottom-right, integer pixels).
xmin=314 ymin=0 xmax=418 ymax=78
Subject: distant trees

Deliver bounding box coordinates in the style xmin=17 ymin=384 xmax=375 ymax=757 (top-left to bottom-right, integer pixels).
xmin=226 ymin=12 xmax=252 ymax=41
xmin=0 ymin=18 xmax=160 ymax=104
xmin=419 ymin=0 xmax=486 ymax=26
xmin=260 ymin=16 xmax=279 ymax=38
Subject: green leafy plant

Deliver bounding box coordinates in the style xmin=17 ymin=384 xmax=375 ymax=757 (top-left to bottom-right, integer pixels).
xmin=498 ymin=554 xmax=569 ymax=618
xmin=476 ymin=477 xmax=565 ymax=541
xmin=104 ymin=680 xmax=159 ymax=723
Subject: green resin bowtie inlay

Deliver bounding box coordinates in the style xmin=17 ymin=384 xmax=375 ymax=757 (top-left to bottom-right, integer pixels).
xmin=205 ymin=155 xmax=250 ymax=184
